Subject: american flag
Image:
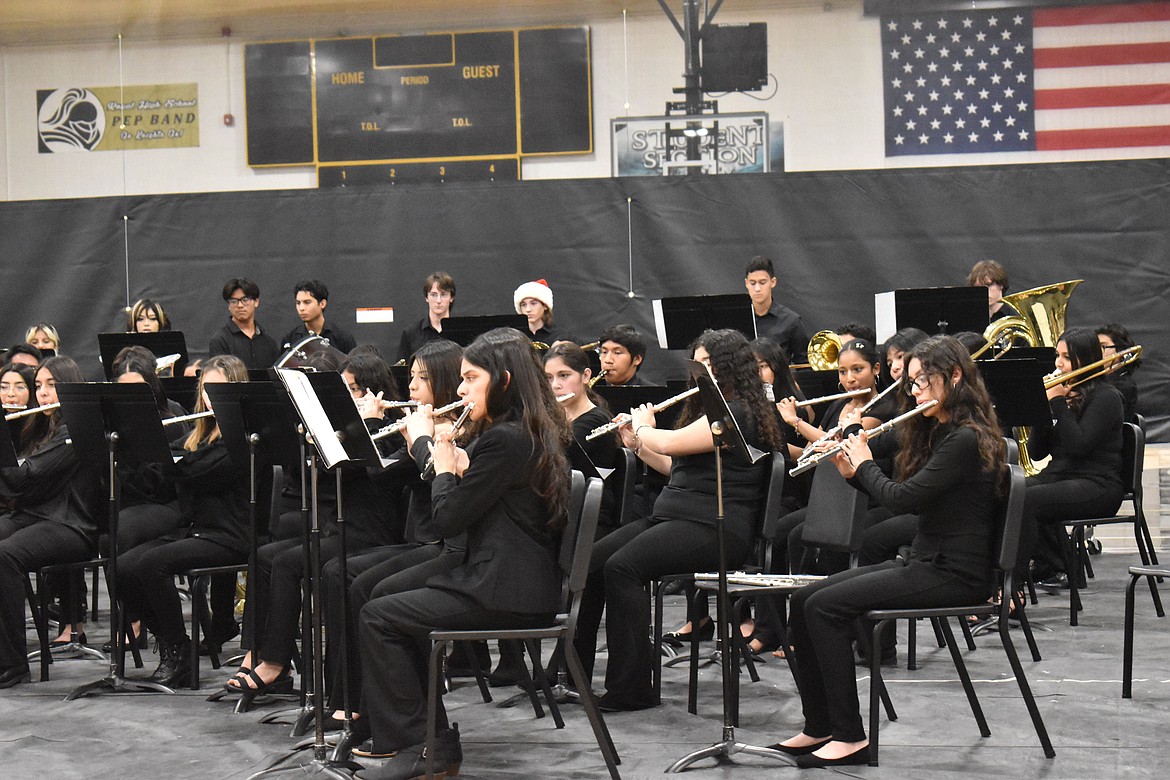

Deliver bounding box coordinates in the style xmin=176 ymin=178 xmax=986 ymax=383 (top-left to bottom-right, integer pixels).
xmin=881 ymin=2 xmax=1170 ymax=156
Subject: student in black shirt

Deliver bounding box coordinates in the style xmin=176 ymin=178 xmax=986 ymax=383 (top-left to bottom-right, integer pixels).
xmin=356 ymin=328 xmax=570 ymax=778
xmin=513 ymin=278 xmax=572 ymax=345
xmin=745 ymin=256 xmax=809 ymax=364
xmin=280 ymin=278 xmax=357 ymax=355
xmin=118 ymin=355 xmax=254 ymax=688
xmin=576 ymin=329 xmax=782 ymax=712
xmin=597 ymin=323 xmax=650 ymax=387
xmin=208 ymin=278 xmax=280 ymax=369
xmin=397 ymin=271 xmax=456 ymax=364
xmin=773 ymin=335 xmax=1005 ymax=767
xmin=1024 ymin=328 xmax=1125 ymax=586
xmin=0 ymin=357 xmax=101 ymax=688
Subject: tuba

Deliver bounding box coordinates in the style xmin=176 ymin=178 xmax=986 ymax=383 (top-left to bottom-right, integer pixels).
xmin=977 ymin=279 xmax=1082 ymax=475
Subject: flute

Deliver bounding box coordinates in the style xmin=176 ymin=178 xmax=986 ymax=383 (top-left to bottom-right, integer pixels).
xmin=794 ymin=381 xmax=902 ymax=464
xmin=789 ymin=400 xmax=938 ymax=477
xmin=793 ymin=388 xmax=870 ymax=409
xmin=585 ymin=386 xmax=700 ymax=441
xmin=162 ymin=410 xmax=214 ymax=426
xmin=556 ymin=392 xmax=575 ymax=403
xmin=5 ymin=402 xmax=60 ymax=420
xmin=420 ymin=401 xmax=478 ymax=479
xmin=370 ymin=399 xmax=467 ymax=442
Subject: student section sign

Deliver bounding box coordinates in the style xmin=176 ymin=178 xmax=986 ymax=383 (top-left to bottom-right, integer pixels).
xmin=36 ymin=83 xmax=200 ymax=152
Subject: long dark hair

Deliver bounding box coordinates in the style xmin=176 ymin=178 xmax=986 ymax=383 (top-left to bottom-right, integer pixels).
xmin=340 ymin=353 xmax=398 ymax=399
xmin=463 ymin=328 xmax=571 ymax=529
xmin=412 ymin=339 xmax=463 ymax=410
xmin=750 ymin=337 xmax=803 ymax=402
xmin=112 ymin=345 xmax=168 ymax=413
xmin=895 ymin=336 xmax=1005 ymax=487
xmin=23 ymin=355 xmax=85 ymax=455
xmin=1059 ymin=327 xmax=1105 ymax=414
xmin=542 ymin=342 xmax=609 ymax=413
xmin=677 ymin=329 xmax=784 ymax=451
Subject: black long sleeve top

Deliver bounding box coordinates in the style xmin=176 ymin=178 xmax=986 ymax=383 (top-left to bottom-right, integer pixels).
xmin=651 ymin=400 xmax=770 ymax=546
xmin=422 ymin=420 xmax=562 ymax=615
xmin=0 ymin=424 xmax=101 ymax=542
xmin=172 ymin=438 xmax=251 ymax=554
xmin=849 ymin=424 xmax=997 ymax=592
xmin=1028 ymin=382 xmax=1123 ymax=488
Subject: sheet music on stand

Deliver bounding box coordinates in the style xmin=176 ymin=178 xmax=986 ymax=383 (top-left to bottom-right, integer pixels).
xmin=275 ymin=368 xmax=398 ymax=469
xmin=276 ymin=369 xmax=350 ymax=468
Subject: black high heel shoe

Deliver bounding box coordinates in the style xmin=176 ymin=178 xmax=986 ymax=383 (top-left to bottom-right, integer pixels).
xmin=225 ymin=666 xmax=294 ymax=712
xmin=661 ymin=618 xmax=714 ymax=648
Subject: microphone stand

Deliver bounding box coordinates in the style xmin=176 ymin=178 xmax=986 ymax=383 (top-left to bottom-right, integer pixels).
xmin=666 ymin=366 xmax=791 ymax=772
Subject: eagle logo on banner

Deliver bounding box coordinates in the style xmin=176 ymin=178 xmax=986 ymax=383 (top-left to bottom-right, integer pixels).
xmin=37 ymin=88 xmax=106 ymax=153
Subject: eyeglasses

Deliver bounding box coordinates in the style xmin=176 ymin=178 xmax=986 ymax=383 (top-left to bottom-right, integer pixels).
xmin=904 ymin=374 xmax=933 ymax=396
xmin=426 ymin=291 xmax=452 ymax=301
xmin=1099 ymin=342 xmax=1117 ymax=351
xmin=227 ymin=296 xmax=256 ymax=306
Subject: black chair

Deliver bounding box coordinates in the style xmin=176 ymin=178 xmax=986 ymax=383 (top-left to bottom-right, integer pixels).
xmin=25 ymin=557 xmax=133 ymax=682
xmin=1064 ymin=421 xmax=1161 ymax=626
xmin=423 ymin=475 xmax=621 ymax=779
xmin=683 ymin=459 xmax=866 ymax=722
xmin=1122 ymin=561 xmax=1170 ymax=698
xmin=864 ymin=465 xmax=1054 ymax=766
xmin=612 ymin=447 xmax=637 ymax=527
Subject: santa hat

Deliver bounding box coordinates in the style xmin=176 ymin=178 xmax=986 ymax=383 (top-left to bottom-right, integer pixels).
xmin=513 ymin=279 xmax=554 ymax=314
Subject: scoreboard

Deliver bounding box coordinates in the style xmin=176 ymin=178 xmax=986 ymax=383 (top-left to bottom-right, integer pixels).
xmin=244 ymin=27 xmax=592 ymax=184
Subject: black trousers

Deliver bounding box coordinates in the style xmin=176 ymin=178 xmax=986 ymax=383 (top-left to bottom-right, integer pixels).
xmin=322 ymin=542 xmax=458 ymax=710
xmin=103 ymin=502 xmax=185 ymax=555
xmin=576 ymin=516 xmax=753 ymax=705
xmin=0 ymin=515 xmax=92 ymax=669
xmin=119 ymin=537 xmax=243 ymax=646
xmin=243 ymin=534 xmax=363 ymax=668
xmin=1022 ymin=474 xmax=1123 ymax=575
xmin=858 ymin=514 xmax=919 ymax=567
xmin=788 ymin=560 xmax=987 ymax=743
xmin=359 ymin=587 xmax=551 ymax=752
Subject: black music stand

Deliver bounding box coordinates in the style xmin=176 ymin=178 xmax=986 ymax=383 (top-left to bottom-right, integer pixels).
xmin=98 ymin=331 xmax=189 ymax=379
xmin=652 ymin=293 xmax=756 ymax=349
xmin=875 ymin=286 xmax=988 ymax=341
xmin=0 ymin=414 xmax=18 ymax=468
xmin=204 ymin=383 xmax=301 ymax=701
xmin=666 ymin=361 xmax=786 ymax=773
xmin=252 ymin=368 xmax=383 ymax=779
xmin=160 ymin=376 xmax=199 ymax=413
xmin=439 ymin=314 xmax=529 ymax=346
xmin=60 ymin=382 xmax=177 ymax=700
xmin=978 ymin=358 xmax=1051 ymax=431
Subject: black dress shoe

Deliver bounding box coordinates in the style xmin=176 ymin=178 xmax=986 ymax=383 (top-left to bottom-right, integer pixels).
xmin=355 ymin=724 xmax=462 ymax=779
xmin=0 ymin=664 xmax=31 ymax=689
xmin=661 ymin=618 xmax=715 ymax=648
xmin=795 ymin=744 xmax=871 ymax=768
xmin=764 ymin=737 xmax=831 ymax=756
xmin=1039 ymin=572 xmax=1070 ymax=591
xmin=597 ymin=692 xmax=656 ymax=712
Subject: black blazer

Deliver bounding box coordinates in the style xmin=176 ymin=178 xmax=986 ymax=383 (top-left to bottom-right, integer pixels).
xmin=0 ymin=424 xmax=102 ymax=542
xmin=422 ymin=421 xmax=562 ymax=615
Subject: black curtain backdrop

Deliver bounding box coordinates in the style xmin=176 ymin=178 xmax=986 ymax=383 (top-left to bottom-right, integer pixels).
xmin=2 ymin=158 xmax=1167 ymax=438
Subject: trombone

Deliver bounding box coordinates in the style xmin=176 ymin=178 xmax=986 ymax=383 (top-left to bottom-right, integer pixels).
xmin=584 ymin=386 xmax=700 ymax=441
xmin=1043 ymin=345 xmax=1141 ymax=390
xmin=790 ymin=400 xmax=938 ymax=477
xmin=790 ymin=330 xmax=842 ymax=372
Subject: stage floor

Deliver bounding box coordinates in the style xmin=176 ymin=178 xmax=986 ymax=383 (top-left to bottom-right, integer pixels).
xmin=3 ymin=548 xmax=1170 ymax=779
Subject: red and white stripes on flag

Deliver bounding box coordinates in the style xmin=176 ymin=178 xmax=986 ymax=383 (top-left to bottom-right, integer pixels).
xmin=1033 ymin=2 xmax=1170 ymax=150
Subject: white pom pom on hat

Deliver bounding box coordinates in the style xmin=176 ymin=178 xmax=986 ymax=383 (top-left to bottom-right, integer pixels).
xmin=513 ymin=279 xmax=554 ymax=314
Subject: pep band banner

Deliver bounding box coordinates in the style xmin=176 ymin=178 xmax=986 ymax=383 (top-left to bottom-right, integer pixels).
xmin=36 ymin=83 xmax=200 ymax=153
